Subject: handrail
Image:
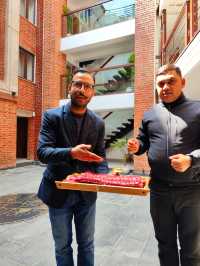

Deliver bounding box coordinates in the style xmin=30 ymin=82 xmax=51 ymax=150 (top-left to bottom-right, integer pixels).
xmin=103 ymin=112 xmax=112 ymax=119
xmin=93 ymin=56 xmax=114 ymax=77
xmin=163 ymin=2 xmax=186 ymax=50
xmin=88 ymin=63 xmax=134 ymax=73
xmin=66 ymin=0 xmax=113 ymax=16
xmin=62 ymin=1 xmax=135 ymax=37
xmin=61 ymin=63 xmax=134 ymax=80
xmin=99 ymin=56 xmax=114 ymax=69
xmin=61 ymin=62 xmax=134 ymax=98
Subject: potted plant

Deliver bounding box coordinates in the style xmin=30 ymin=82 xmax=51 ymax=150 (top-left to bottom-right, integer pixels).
xmin=63 ymin=4 xmax=73 ymax=35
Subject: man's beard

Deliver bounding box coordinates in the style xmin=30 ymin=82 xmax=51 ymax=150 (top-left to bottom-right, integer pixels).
xmin=71 ymin=97 xmax=88 ymax=109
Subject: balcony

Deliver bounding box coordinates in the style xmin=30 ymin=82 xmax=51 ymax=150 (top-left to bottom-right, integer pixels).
xmin=61 ymin=0 xmax=135 ymax=65
xmin=63 ymin=0 xmax=135 ymax=35
xmin=160 ymin=0 xmax=200 ymax=65
xmin=159 ymin=0 xmax=200 ymax=98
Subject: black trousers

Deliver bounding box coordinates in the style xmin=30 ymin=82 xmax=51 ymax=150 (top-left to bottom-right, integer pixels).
xmin=150 ymin=185 xmax=200 ymax=266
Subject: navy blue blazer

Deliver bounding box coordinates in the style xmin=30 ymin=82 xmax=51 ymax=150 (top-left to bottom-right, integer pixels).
xmin=37 ymin=102 xmax=108 ymax=208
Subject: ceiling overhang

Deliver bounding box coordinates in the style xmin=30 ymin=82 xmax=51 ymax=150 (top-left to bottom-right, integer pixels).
xmin=60 ymin=93 xmax=134 ymax=112
xmin=61 ymin=19 xmax=135 ymax=66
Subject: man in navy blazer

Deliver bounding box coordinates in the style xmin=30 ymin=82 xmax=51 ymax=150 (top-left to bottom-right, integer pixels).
xmin=37 ymin=69 xmax=108 ymax=266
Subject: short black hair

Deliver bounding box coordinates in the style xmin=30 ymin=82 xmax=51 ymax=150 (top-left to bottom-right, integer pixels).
xmin=156 ymin=64 xmax=182 ymax=78
xmin=73 ymin=69 xmax=95 ymax=83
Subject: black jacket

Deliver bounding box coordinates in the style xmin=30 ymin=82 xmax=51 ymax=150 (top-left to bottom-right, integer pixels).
xmin=37 ymin=103 xmax=108 ymax=207
xmin=136 ymin=94 xmax=200 ymax=186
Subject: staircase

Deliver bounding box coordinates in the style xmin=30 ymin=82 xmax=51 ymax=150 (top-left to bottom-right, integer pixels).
xmin=96 ymin=65 xmax=133 ymax=95
xmin=105 ymin=118 xmax=133 ymax=148
xmin=101 ymin=110 xmax=133 ymax=148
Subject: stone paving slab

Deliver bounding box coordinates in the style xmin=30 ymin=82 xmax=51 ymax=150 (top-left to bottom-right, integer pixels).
xmin=0 ymin=165 xmax=159 ymax=266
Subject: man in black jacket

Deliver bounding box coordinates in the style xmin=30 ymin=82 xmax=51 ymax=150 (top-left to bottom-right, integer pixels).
xmin=37 ymin=69 xmax=108 ymax=266
xmin=128 ymin=64 xmax=200 ymax=266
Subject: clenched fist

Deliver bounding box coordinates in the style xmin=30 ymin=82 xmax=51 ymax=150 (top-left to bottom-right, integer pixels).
xmin=128 ymin=138 xmax=140 ymax=154
xmin=169 ymin=154 xmax=192 ymax=172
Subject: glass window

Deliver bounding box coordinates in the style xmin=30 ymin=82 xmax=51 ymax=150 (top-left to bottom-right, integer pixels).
xmin=20 ymin=0 xmax=36 ymax=24
xmin=20 ymin=0 xmax=26 ymax=17
xmin=19 ymin=49 xmax=26 ymax=78
xmin=28 ymin=0 xmax=36 ymax=24
xmin=19 ymin=48 xmax=35 ymax=82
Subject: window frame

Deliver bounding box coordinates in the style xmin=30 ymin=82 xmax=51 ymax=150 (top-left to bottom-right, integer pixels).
xmin=20 ymin=0 xmax=36 ymax=25
xmin=19 ymin=47 xmax=35 ymax=82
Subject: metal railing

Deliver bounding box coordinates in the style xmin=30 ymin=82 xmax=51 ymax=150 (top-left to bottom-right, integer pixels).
xmin=165 ymin=4 xmax=186 ymax=64
xmin=62 ymin=0 xmax=135 ymax=36
xmin=162 ymin=2 xmax=187 ymax=64
xmin=92 ymin=63 xmax=134 ymax=96
xmin=161 ymin=0 xmax=200 ymax=64
xmin=60 ymin=63 xmax=134 ymax=98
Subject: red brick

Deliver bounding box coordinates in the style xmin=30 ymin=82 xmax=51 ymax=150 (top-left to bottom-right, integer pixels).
xmin=19 ymin=16 xmax=37 ymax=54
xmin=133 ymin=0 xmax=156 ymax=173
xmin=42 ymin=0 xmax=66 ymax=110
xmin=0 ymin=96 xmax=17 ymax=169
xmin=18 ymin=78 xmax=36 ymax=110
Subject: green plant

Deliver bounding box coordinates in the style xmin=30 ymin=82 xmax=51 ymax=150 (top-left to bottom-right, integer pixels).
xmin=119 ymin=52 xmax=135 ymax=81
xmin=110 ymin=137 xmax=132 ymax=163
xmin=63 ymin=4 xmax=73 ymax=34
xmin=126 ymin=53 xmax=135 ymax=79
xmin=63 ymin=4 xmax=67 ymax=15
xmin=110 ymin=138 xmax=127 ymax=150
xmin=96 ymin=52 xmax=135 ymax=95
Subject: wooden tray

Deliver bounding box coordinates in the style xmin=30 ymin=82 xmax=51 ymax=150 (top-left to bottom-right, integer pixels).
xmin=55 ymin=176 xmax=150 ymax=196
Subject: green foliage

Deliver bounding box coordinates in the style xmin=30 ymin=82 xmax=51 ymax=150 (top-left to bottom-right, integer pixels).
xmin=63 ymin=4 xmax=68 ymax=15
xmin=110 ymin=137 xmax=133 ymax=163
xmin=95 ymin=86 xmax=108 ymax=95
xmin=96 ymin=52 xmax=135 ymax=95
xmin=123 ymin=52 xmax=135 ymax=80
xmin=110 ymin=138 xmax=127 ymax=149
xmin=66 ymin=65 xmax=73 ymax=85
xmin=128 ymin=53 xmax=135 ymax=64
xmin=63 ymin=4 xmax=73 ymax=34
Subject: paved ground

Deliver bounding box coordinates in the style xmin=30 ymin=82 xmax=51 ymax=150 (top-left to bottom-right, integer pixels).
xmin=0 ymin=165 xmax=159 ymax=266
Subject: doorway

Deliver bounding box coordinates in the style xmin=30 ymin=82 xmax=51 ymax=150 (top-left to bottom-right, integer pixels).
xmin=16 ymin=117 xmax=28 ymax=158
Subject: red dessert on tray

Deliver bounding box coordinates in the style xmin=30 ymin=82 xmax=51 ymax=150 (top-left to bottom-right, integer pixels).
xmin=65 ymin=172 xmax=145 ymax=188
xmin=55 ymin=171 xmax=150 ymax=196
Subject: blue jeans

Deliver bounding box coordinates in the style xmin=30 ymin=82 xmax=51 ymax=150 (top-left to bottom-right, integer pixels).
xmin=49 ymin=196 xmax=96 ymax=266
xmin=150 ymin=186 xmax=200 ymax=266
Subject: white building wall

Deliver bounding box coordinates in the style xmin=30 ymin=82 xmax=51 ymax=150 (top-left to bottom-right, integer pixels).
xmin=0 ymin=0 xmax=20 ymax=94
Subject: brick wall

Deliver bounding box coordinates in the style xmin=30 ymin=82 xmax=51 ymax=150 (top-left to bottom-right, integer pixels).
xmin=0 ymin=93 xmax=17 ymax=169
xmin=18 ymin=79 xmax=36 ymax=111
xmin=133 ymin=0 xmax=156 ymax=173
xmin=18 ymin=12 xmax=38 ymax=161
xmin=18 ymin=0 xmax=67 ymax=161
xmin=19 ymin=16 xmax=37 ymax=54
xmin=42 ymin=0 xmax=66 ymax=110
xmin=0 ymin=0 xmax=68 ymax=167
xmin=0 ymin=1 xmax=18 ymax=169
xmin=18 ymin=0 xmax=44 ymax=161
xmin=17 ymin=78 xmax=36 ymax=160
xmin=0 ymin=0 xmax=6 ymax=80
xmin=33 ymin=0 xmax=44 ymax=159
